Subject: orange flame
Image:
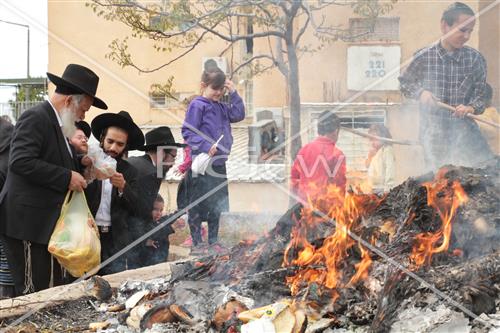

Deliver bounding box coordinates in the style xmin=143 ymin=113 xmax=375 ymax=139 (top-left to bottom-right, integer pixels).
xmin=349 ymin=239 xmax=374 ymax=286
xmin=284 ymin=183 xmax=381 ymax=297
xmin=409 ymin=176 xmax=468 ymax=268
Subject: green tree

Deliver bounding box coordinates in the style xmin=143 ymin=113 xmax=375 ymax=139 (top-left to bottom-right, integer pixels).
xmin=89 ymin=0 xmax=395 ymax=158
xmin=8 ymin=83 xmax=47 ymax=120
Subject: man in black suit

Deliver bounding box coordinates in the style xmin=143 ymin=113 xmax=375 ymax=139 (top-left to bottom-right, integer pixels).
xmin=0 ymin=117 xmax=14 ymax=192
xmin=85 ymin=111 xmax=145 ymax=275
xmin=0 ymin=64 xmax=107 ymax=295
xmin=0 ymin=117 xmax=15 ymax=298
xmin=127 ymin=126 xmax=185 ymax=267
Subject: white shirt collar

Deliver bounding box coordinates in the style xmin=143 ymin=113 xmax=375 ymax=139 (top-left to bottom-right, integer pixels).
xmin=47 ymin=99 xmax=63 ymax=127
xmin=148 ymin=153 xmax=157 ymax=167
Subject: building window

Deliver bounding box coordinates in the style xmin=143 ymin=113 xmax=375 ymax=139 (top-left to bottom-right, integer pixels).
xmin=149 ymin=92 xmax=181 ymax=108
xmin=348 ymin=17 xmax=399 ymax=42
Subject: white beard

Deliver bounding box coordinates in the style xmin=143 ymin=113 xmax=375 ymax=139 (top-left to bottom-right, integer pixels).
xmin=60 ymin=106 xmax=78 ymax=139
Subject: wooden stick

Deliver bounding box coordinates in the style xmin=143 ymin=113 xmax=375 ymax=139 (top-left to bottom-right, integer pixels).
xmin=436 ymin=101 xmax=500 ymax=129
xmin=341 ymin=126 xmax=419 ymax=146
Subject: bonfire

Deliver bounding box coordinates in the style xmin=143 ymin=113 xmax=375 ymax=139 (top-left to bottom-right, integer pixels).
xmin=2 ymin=160 xmax=499 ymax=333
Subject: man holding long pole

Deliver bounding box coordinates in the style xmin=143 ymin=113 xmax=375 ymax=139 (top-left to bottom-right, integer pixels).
xmin=399 ymin=2 xmax=493 ymax=171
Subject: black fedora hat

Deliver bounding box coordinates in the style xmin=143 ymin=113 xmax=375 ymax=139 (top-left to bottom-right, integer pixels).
xmin=138 ymin=126 xmax=186 ymax=151
xmin=91 ymin=111 xmax=145 ymax=150
xmin=47 ymin=64 xmax=108 ymax=110
xmin=75 ymin=121 xmax=91 ymax=138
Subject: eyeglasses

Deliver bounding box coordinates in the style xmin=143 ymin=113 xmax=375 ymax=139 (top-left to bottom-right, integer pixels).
xmin=74 ymin=135 xmax=88 ymax=141
xmin=165 ymin=151 xmax=177 ymax=159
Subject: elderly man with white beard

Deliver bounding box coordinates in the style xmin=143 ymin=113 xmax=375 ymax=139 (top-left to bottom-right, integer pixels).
xmin=0 ymin=64 xmax=107 ymax=296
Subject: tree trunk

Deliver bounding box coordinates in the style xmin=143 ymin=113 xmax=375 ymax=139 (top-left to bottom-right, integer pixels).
xmin=287 ymin=41 xmax=302 ymax=161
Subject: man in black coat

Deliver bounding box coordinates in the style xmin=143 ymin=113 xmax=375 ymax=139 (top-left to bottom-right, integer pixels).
xmin=0 ymin=64 xmax=107 ymax=295
xmin=127 ymin=126 xmax=185 ymax=267
xmin=85 ymin=111 xmax=145 ymax=275
xmin=0 ymin=117 xmax=14 ymax=191
xmin=0 ymin=116 xmax=14 ymax=298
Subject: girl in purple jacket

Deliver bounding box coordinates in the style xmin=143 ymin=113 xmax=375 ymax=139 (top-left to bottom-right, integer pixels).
xmin=181 ymin=65 xmax=245 ymax=253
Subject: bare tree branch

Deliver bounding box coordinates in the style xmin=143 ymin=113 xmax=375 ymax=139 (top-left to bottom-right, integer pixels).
xmin=219 ymin=40 xmax=235 ymax=58
xmin=278 ymin=0 xmax=291 ymax=17
xmin=308 ymin=0 xmax=351 ymax=11
xmin=231 ymin=54 xmax=277 ymax=76
xmin=124 ymin=28 xmax=213 ymax=73
xmin=295 ymin=3 xmax=311 ymax=46
xmin=255 ymin=3 xmax=279 ymax=23
xmin=196 ymin=22 xmax=285 ymax=41
xmin=252 ymin=63 xmax=276 ymax=76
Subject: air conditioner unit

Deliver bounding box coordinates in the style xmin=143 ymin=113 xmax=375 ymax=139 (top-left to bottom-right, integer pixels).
xmin=248 ymin=119 xmax=284 ymax=163
xmin=202 ymin=57 xmax=228 ymax=73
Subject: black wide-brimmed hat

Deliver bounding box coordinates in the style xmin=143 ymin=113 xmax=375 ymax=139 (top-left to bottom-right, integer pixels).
xmin=91 ymin=111 xmax=145 ymax=150
xmin=47 ymin=64 xmax=108 ymax=110
xmin=75 ymin=121 xmax=91 ymax=138
xmin=138 ymin=126 xmax=186 ymax=151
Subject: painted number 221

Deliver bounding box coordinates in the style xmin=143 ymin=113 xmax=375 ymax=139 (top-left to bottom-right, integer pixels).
xmin=365 ymin=60 xmax=385 ymax=78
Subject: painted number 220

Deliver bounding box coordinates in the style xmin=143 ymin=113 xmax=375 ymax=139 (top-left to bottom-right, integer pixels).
xmin=365 ymin=60 xmax=385 ymax=78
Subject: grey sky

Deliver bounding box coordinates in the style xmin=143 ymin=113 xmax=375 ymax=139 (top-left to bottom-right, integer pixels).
xmin=0 ymin=0 xmax=48 ymax=103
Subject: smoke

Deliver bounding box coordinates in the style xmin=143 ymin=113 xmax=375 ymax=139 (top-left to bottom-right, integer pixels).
xmin=414 ymin=104 xmax=493 ymax=172
xmin=389 ymin=102 xmax=496 ymax=183
xmin=219 ymin=212 xmax=282 ymax=246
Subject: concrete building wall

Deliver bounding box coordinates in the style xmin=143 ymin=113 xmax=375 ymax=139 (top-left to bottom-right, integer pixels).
xmin=48 ymin=1 xmax=491 ymax=125
xmin=160 ymin=182 xmax=290 ymax=214
xmin=478 ymin=0 xmax=500 ymax=106
xmin=47 ymin=1 xmax=497 ymax=215
xmin=48 ymin=1 xmax=247 ymax=126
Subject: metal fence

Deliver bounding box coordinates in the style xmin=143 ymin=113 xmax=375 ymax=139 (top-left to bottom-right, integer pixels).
xmin=0 ymin=101 xmax=40 ymax=122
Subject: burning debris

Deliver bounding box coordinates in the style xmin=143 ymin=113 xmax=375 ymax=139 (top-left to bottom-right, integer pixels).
xmin=2 ymin=160 xmax=500 ymax=332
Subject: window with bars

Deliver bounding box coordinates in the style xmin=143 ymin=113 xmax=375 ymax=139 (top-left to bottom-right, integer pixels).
xmin=149 ymin=92 xmax=180 ymax=108
xmin=348 ymin=17 xmax=400 ymax=42
xmin=312 ymin=108 xmax=386 ymax=171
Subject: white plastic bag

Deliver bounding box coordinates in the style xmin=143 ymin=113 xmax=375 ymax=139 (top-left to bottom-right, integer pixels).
xmin=191 ymin=135 xmax=224 ymax=176
xmin=86 ymin=142 xmax=116 ymax=181
xmin=191 ymin=153 xmax=211 ymax=175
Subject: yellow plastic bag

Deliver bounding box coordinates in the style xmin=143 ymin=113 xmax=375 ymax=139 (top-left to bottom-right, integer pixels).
xmin=48 ymin=191 xmax=101 ymax=277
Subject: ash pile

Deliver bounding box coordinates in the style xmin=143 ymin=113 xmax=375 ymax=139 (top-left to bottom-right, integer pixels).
xmin=4 ymin=159 xmax=500 ymax=333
